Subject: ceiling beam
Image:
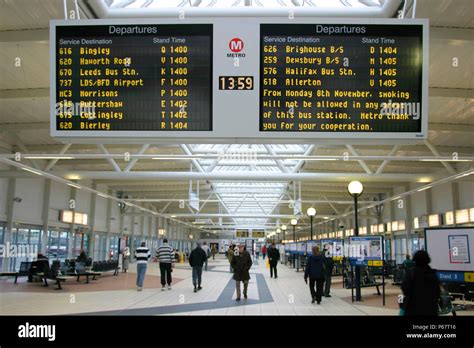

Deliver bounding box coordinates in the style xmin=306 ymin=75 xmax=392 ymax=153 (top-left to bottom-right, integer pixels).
xmin=429 ymin=123 xmax=474 ymax=133
xmin=0 ymin=88 xmax=49 ymax=99
xmin=0 ymin=170 xmax=434 ymax=182
xmin=0 ymin=28 xmax=48 ymax=42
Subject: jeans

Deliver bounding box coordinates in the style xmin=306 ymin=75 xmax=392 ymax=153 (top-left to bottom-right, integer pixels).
xmin=159 ymin=263 xmax=172 ymax=286
xmin=136 ymin=263 xmax=147 ymax=287
xmin=192 ymin=266 xmax=203 ymax=287
xmin=309 ymin=278 xmax=325 ymax=302
xmin=270 ymin=262 xmax=278 ymax=278
xmin=324 ymin=273 xmax=332 ymax=296
xmin=235 ymin=280 xmax=249 ymax=299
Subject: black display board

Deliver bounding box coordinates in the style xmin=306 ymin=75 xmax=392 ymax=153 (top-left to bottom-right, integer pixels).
xmin=260 ymin=24 xmax=423 ymax=133
xmin=54 ymin=24 xmax=213 ymax=131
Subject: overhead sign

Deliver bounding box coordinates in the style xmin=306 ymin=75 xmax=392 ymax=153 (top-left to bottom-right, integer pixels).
xmin=51 ymin=18 xmax=428 ymax=143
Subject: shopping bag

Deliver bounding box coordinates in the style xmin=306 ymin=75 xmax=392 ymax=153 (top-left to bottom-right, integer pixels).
xmin=266 ymin=258 xmax=270 ymax=269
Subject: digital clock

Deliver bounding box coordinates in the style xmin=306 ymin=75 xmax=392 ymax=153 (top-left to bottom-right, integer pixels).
xmin=219 ymin=76 xmax=254 ymax=90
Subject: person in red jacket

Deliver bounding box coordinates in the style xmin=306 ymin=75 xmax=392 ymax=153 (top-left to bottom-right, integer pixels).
xmin=262 ymin=244 xmax=267 ymax=259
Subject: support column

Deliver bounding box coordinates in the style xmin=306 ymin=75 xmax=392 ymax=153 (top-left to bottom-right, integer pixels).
xmin=88 ymin=183 xmax=97 ymax=259
xmin=68 ymin=186 xmax=77 ymax=258
xmin=404 ymin=185 xmax=413 ymax=257
xmin=3 ymin=176 xmax=16 ymax=272
xmin=41 ymin=179 xmax=52 ymax=254
xmin=105 ymin=189 xmax=113 ymax=257
xmin=452 ymin=182 xmax=460 ymax=225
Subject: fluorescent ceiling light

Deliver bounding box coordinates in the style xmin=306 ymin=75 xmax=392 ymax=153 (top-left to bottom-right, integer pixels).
xmin=21 ymin=167 xmax=43 ymax=176
xmin=152 ymin=157 xmax=197 ymax=160
xmin=420 ymin=159 xmax=471 ymax=162
xmin=25 ymin=156 xmax=74 ymax=159
xmin=417 ymin=186 xmax=432 ymax=192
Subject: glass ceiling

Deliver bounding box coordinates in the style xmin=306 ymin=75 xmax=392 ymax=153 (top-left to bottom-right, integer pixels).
xmin=107 ymin=0 xmax=384 ymax=9
xmin=188 ymin=144 xmax=312 ymax=229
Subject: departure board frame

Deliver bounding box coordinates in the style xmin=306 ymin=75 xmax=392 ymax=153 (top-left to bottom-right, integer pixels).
xmin=50 ymin=18 xmax=428 ymax=144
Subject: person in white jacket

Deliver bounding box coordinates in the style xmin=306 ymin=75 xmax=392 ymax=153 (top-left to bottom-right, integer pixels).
xmin=201 ymin=242 xmax=210 ymax=271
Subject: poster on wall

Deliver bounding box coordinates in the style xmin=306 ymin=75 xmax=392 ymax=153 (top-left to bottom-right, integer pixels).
xmin=349 ymin=236 xmax=383 ymax=261
xmin=320 ymin=239 xmax=344 ymax=259
xmin=425 ymin=227 xmax=473 ymax=277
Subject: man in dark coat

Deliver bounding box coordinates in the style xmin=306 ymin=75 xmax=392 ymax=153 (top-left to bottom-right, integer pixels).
xmin=267 ymin=242 xmax=280 ymax=279
xmin=231 ymin=243 xmax=253 ymax=301
xmin=304 ymin=246 xmax=325 ymax=304
xmin=402 ymin=250 xmax=441 ymax=316
xmin=189 ymin=243 xmax=208 ymax=292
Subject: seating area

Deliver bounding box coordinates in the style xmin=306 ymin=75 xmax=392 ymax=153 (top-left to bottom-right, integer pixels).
xmin=343 ymin=269 xmax=385 ymax=295
xmin=92 ymin=260 xmax=120 ymax=275
xmin=1 ymin=258 xmax=121 ymax=290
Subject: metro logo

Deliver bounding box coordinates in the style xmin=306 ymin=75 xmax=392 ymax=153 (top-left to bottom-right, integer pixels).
xmin=229 ymin=38 xmax=244 ymax=52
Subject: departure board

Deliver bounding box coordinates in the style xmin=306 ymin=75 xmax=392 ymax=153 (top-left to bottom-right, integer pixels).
xmin=51 ymin=18 xmax=427 ymax=143
xmin=260 ymin=24 xmax=423 ymax=133
xmin=54 ymin=24 xmax=212 ymax=132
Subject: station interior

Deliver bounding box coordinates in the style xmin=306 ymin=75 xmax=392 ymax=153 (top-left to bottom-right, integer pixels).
xmin=0 ymin=0 xmax=473 ymax=317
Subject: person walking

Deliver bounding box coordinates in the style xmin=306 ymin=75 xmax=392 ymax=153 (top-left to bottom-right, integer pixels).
xmin=134 ymin=242 xmax=151 ymax=291
xmin=211 ymin=245 xmax=217 ymax=260
xmin=401 ymin=250 xmax=441 ymax=316
xmin=262 ymin=244 xmax=267 ymax=259
xmin=201 ymin=242 xmax=210 ymax=271
xmin=255 ymin=245 xmax=261 ymax=260
xmin=156 ymin=238 xmax=175 ymax=291
xmin=267 ymin=243 xmax=280 ymax=278
xmin=323 ymin=248 xmax=334 ymax=298
xmin=231 ymin=243 xmax=253 ymax=301
xmin=227 ymin=245 xmax=235 ymax=273
xmin=189 ymin=242 xmax=207 ymax=292
xmin=122 ymin=246 xmax=130 ymax=273
xmin=304 ymin=246 xmax=326 ymax=304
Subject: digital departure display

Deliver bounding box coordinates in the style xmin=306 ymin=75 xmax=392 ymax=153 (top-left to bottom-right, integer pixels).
xmin=54 ymin=24 xmax=213 ymax=131
xmin=260 ymin=24 xmax=423 ymax=133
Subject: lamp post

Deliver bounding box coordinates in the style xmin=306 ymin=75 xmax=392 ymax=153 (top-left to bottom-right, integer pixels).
xmin=281 ymin=225 xmax=287 ymax=244
xmin=291 ymin=218 xmax=297 ymax=242
xmin=307 ymin=207 xmax=316 ymax=241
xmin=290 ymin=218 xmax=298 ymax=268
xmin=348 ymin=180 xmax=364 ymax=302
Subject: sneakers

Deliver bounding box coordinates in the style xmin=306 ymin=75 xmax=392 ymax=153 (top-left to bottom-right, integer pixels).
xmin=168 ymin=285 xmax=172 ymax=290
xmin=197 ymin=286 xmax=202 ymax=291
xmin=161 ymin=286 xmax=166 ymax=291
xmin=137 ymin=286 xmax=142 ymax=291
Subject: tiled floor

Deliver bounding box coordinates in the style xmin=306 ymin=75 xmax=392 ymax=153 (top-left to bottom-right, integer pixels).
xmin=0 ymin=255 xmax=470 ymax=316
